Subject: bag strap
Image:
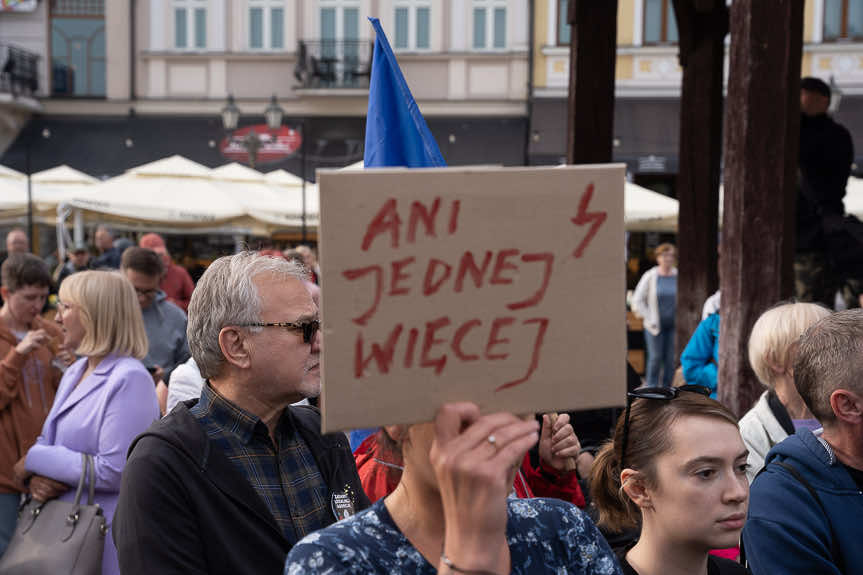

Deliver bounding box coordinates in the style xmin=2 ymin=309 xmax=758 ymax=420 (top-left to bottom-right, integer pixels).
xmin=72 ymin=453 xmax=88 ymax=507
xmin=86 ymin=454 xmax=96 ymax=506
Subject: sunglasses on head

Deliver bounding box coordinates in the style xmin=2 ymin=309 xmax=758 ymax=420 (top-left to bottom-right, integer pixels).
xmin=619 ymin=384 xmax=711 ymax=472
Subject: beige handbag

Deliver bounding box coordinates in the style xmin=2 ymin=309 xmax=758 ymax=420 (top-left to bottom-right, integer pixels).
xmin=0 ymin=454 xmax=106 ymax=575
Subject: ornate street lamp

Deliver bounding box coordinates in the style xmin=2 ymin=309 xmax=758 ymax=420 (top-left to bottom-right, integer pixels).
xmin=264 ymin=94 xmax=285 ymax=131
xmin=220 ymin=94 xmax=284 ymax=169
xmin=221 ymin=94 xmax=241 ymax=131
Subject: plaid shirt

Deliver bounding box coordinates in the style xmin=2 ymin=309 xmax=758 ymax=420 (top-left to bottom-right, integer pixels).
xmin=189 ymin=384 xmax=330 ymax=545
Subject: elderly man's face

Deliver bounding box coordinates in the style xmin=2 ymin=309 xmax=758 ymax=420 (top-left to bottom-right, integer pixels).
xmin=246 ymin=275 xmax=321 ymax=403
xmin=6 ymin=231 xmax=28 ymax=254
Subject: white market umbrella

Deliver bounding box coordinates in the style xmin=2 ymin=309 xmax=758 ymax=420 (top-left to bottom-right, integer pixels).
xmin=341 ymin=161 xmax=365 ymax=171
xmin=843 ymin=176 xmax=863 ymax=219
xmin=264 ymin=169 xmax=319 ymax=224
xmin=624 ymin=181 xmax=679 ymax=232
xmin=210 ymin=163 xmax=307 ymax=228
xmin=0 ymin=165 xmax=26 ymax=211
xmin=65 ymin=155 xmax=249 ymax=226
xmin=31 ymin=165 xmax=98 ymax=211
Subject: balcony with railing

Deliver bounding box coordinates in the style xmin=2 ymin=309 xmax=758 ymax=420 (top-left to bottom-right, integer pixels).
xmin=293 ymin=40 xmax=373 ymax=90
xmin=0 ymin=44 xmax=39 ymax=98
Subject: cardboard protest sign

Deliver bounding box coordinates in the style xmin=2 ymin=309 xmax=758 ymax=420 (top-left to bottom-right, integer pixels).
xmin=318 ymin=165 xmax=626 ymax=432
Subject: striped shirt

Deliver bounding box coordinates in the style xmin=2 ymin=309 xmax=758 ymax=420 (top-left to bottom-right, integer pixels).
xmin=190 ymin=384 xmax=330 ymax=545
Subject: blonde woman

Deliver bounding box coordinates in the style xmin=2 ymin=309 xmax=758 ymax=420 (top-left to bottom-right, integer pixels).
xmin=13 ymin=271 xmax=159 ymax=575
xmin=741 ymin=302 xmax=830 ymax=481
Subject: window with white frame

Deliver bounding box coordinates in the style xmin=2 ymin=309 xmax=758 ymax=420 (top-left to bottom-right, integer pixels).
xmin=394 ymin=1 xmax=430 ymax=51
xmin=643 ymin=0 xmax=678 ymax=45
xmin=824 ymin=0 xmax=863 ymax=41
xmin=249 ymin=0 xmax=285 ymax=50
xmin=320 ymin=0 xmax=360 ymax=58
xmin=557 ymin=0 xmax=570 ymax=45
xmin=472 ymin=0 xmax=506 ymax=50
xmin=173 ymin=0 xmax=207 ymax=50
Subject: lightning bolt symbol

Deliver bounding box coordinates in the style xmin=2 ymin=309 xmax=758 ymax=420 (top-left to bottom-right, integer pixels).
xmin=571 ymin=183 xmax=607 ymax=259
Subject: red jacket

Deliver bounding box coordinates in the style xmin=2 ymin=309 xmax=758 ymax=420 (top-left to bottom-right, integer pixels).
xmin=353 ymin=433 xmax=585 ymax=507
xmin=160 ymin=263 xmax=195 ymax=312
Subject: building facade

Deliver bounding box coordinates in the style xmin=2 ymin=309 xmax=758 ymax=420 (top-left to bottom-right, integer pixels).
xmin=5 ymin=1 xmax=863 ymax=188
xmin=0 ymin=0 xmax=530 ymax=179
xmin=529 ymin=0 xmax=863 ymax=195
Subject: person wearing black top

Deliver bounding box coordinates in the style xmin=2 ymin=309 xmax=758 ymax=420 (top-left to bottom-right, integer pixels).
xmin=795 ymin=76 xmax=854 ymax=307
xmin=590 ymin=387 xmax=749 ymax=575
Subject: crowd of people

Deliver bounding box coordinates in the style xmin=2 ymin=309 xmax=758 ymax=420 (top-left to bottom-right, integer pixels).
xmin=0 ymin=76 xmax=859 ymax=575
xmin=0 ymin=220 xmax=860 ymax=575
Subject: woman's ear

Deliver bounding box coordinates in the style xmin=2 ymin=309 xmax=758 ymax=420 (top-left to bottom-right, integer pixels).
xmin=620 ymin=469 xmax=652 ymax=510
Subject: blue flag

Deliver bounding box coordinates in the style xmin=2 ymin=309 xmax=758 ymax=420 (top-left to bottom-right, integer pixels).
xmin=364 ymin=17 xmax=446 ymax=168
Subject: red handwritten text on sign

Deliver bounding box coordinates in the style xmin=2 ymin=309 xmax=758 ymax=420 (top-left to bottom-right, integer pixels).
xmin=344 ymin=184 xmax=603 ymax=392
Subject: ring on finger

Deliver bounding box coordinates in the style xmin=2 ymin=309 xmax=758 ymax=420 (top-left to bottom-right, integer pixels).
xmin=487 ymin=434 xmax=497 ymax=449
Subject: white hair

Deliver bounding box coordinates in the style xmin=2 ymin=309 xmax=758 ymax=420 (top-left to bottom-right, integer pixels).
xmin=187 ymin=252 xmax=307 ymax=379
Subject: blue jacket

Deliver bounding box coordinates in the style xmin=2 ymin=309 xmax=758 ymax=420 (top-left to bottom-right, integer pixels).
xmin=680 ymin=313 xmax=719 ymax=397
xmin=742 ymin=428 xmax=863 ymax=575
xmin=141 ymin=291 xmax=189 ymax=382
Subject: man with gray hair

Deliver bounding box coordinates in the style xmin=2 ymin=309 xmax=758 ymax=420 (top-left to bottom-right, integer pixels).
xmin=112 ymin=252 xmax=368 ymax=575
xmin=743 ymin=309 xmax=863 ymax=574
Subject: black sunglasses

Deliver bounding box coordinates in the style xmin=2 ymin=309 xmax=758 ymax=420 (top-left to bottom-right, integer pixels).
xmin=240 ymin=320 xmax=320 ymax=344
xmin=619 ymin=384 xmax=711 ymax=472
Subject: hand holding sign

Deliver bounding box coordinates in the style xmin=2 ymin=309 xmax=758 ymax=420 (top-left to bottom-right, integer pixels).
xmin=319 ymin=165 xmax=625 ymax=432
xmin=431 ymin=402 xmax=539 ymax=575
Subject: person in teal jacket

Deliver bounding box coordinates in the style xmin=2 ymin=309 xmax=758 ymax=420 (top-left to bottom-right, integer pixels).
xmin=680 ymin=313 xmax=719 ymax=398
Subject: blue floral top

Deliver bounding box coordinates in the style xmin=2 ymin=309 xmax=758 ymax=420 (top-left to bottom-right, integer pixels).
xmin=285 ymin=497 xmax=622 ymax=575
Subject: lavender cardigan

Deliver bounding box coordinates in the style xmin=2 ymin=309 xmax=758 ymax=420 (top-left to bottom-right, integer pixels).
xmin=25 ymin=354 xmax=159 ymax=575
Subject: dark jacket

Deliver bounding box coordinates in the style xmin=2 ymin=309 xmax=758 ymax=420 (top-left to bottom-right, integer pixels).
xmin=92 ymin=246 xmax=123 ymax=270
xmin=798 ymin=112 xmax=854 ymax=251
xmin=112 ymin=400 xmax=370 ymax=575
xmin=56 ymin=260 xmax=90 ymax=288
xmin=742 ymin=428 xmax=863 ymax=575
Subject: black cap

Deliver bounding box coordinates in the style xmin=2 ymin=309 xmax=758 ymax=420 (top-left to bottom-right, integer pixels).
xmin=801 ymin=76 xmax=831 ymax=99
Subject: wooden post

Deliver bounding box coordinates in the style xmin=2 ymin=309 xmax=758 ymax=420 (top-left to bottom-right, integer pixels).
xmin=566 ymin=0 xmax=618 ymax=164
xmin=672 ymin=0 xmax=727 ymax=359
xmin=719 ymin=0 xmax=803 ymax=415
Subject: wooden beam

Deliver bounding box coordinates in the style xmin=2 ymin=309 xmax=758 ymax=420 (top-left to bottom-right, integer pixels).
xmin=566 ymin=0 xmax=618 ymax=164
xmin=719 ymin=0 xmax=803 ymax=415
xmin=672 ymin=0 xmax=727 ymax=361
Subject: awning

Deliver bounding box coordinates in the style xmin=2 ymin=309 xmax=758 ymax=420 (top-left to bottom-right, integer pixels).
xmin=528 ymin=98 xmax=681 ymax=173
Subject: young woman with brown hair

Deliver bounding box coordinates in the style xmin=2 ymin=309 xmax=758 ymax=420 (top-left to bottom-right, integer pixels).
xmin=590 ymin=386 xmax=750 ymax=575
